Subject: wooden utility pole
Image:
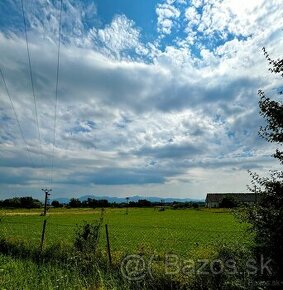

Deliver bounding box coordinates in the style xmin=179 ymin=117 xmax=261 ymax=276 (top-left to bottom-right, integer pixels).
xmin=40 ymin=219 xmax=47 ymax=252
xmin=41 ymin=188 xmax=52 ymax=216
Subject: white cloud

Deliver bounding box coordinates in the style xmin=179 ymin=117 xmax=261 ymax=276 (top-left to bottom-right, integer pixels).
xmin=156 ymin=3 xmax=181 ymax=35
xmin=0 ymin=0 xmax=282 ymax=198
xmin=191 ymin=0 xmax=203 ymax=8
xmin=22 ymin=0 xmax=97 ymax=46
xmin=96 ymin=15 xmax=141 ymax=58
xmin=185 ymin=6 xmax=201 ymax=26
xmin=197 ymin=0 xmax=283 ymax=39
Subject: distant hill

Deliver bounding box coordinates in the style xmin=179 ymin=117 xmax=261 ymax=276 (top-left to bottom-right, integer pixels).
xmin=51 ymin=195 xmax=203 ymax=204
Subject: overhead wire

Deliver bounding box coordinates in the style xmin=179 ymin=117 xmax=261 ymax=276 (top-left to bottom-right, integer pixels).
xmin=1 ymin=1 xmax=64 ymax=195
xmin=0 ymin=66 xmax=35 ymax=167
xmin=20 ymin=0 xmax=44 ymax=167
xmin=50 ymin=0 xmax=63 ymax=186
xmin=2 ymin=0 xmax=63 ymax=188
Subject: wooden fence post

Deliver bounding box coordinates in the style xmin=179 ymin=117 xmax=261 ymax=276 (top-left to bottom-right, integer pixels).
xmin=40 ymin=219 xmax=47 ymax=252
xmin=105 ymin=224 xmax=112 ymax=265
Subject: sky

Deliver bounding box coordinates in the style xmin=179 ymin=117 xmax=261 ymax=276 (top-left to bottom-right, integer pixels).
xmin=0 ymin=0 xmax=282 ymax=200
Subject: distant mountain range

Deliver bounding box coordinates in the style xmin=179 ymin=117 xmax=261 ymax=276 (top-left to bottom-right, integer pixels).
xmin=51 ymin=195 xmax=204 ymax=204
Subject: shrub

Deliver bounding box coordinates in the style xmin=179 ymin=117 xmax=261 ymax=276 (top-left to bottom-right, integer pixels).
xmin=74 ymin=222 xmax=101 ymax=254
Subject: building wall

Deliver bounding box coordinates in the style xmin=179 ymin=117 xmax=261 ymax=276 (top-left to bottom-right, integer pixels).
xmin=206 ymin=201 xmax=219 ymax=208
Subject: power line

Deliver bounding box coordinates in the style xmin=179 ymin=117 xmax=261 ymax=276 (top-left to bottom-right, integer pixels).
xmin=50 ymin=0 xmax=63 ymax=186
xmin=0 ymin=66 xmax=35 ymax=167
xmin=20 ymin=0 xmax=43 ymax=166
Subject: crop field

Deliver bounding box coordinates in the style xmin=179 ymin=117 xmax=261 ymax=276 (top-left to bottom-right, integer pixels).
xmin=0 ymin=207 xmax=252 ymax=256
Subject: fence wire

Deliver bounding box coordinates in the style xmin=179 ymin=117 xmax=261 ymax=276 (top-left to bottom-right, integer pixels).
xmin=0 ymin=209 xmax=253 ymax=258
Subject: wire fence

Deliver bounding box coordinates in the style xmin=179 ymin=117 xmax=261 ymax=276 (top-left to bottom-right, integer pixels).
xmin=0 ymin=209 xmax=253 ymax=260
xmin=0 ymin=216 xmax=77 ymax=248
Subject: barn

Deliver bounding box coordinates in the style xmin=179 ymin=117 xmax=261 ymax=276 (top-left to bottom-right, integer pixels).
xmin=205 ymin=193 xmax=257 ymax=208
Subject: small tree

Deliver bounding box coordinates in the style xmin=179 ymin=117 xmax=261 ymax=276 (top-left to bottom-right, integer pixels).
xmin=51 ymin=200 xmax=62 ymax=208
xmin=245 ymin=48 xmax=283 ymax=281
xmin=69 ymin=198 xmax=82 ymax=208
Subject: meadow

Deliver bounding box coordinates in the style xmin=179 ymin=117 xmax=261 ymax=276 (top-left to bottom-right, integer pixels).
xmin=0 ymin=207 xmax=255 ymax=289
xmin=0 ymin=207 xmax=252 ymax=256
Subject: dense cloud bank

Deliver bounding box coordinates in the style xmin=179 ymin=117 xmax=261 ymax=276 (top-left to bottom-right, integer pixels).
xmin=0 ymin=0 xmax=282 ymax=198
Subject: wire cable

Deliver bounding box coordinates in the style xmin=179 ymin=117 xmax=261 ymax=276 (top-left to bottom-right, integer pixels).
xmin=20 ymin=0 xmax=43 ymax=166
xmin=50 ymin=0 xmax=63 ymax=186
xmin=0 ymin=66 xmax=35 ymax=167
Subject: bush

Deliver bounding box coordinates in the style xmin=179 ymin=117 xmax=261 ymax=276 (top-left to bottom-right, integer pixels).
xmin=51 ymin=200 xmax=63 ymax=208
xmin=74 ymin=222 xmax=101 ymax=254
xmin=183 ymin=244 xmax=259 ymax=290
xmin=244 ymin=49 xmax=283 ymax=282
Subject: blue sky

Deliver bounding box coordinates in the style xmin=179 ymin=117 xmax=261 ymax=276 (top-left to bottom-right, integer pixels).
xmin=0 ymin=0 xmax=282 ymax=200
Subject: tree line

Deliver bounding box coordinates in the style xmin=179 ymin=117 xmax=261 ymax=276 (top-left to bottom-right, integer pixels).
xmin=0 ymin=197 xmax=42 ymax=209
xmin=0 ymin=196 xmax=203 ymax=209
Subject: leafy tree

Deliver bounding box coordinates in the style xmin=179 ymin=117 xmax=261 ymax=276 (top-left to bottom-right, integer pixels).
xmin=245 ymin=48 xmax=283 ymax=281
xmin=69 ymin=198 xmax=82 ymax=208
xmin=0 ymin=196 xmax=42 ymax=208
xmin=137 ymin=199 xmax=152 ymax=207
xmin=97 ymin=199 xmax=109 ymax=208
xmin=51 ymin=200 xmax=62 ymax=208
xmin=23 ymin=197 xmax=41 ymax=208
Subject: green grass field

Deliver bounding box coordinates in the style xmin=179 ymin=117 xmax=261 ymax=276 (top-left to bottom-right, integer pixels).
xmin=0 ymin=207 xmax=252 ymax=256
xmin=0 ymin=207 xmax=255 ymax=289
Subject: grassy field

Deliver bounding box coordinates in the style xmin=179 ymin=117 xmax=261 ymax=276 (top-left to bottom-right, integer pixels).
xmin=0 ymin=251 xmax=130 ymax=290
xmin=0 ymin=207 xmax=252 ymax=256
xmin=0 ymin=207 xmax=255 ymax=289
